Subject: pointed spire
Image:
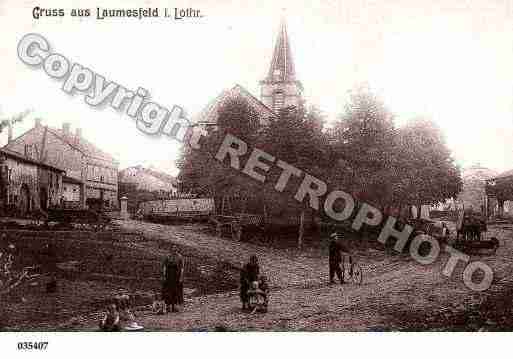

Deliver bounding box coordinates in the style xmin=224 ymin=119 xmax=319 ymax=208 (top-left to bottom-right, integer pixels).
xmin=265 ymin=17 xmax=296 ymax=82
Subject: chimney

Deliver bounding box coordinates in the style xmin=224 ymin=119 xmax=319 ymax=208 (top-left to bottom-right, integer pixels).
xmin=75 ymin=127 xmax=82 ymax=140
xmin=7 ymin=122 xmax=13 ymax=143
xmin=62 ymin=122 xmax=70 ymax=135
xmin=34 ymin=118 xmax=42 ymax=128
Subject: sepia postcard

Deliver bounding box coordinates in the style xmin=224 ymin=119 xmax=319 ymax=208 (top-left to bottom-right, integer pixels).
xmin=1 ymin=0 xmax=512 ymax=357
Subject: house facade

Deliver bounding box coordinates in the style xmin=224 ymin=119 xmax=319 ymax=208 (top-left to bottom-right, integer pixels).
xmin=4 ymin=119 xmax=119 ymax=210
xmin=118 ymin=165 xmax=177 ymax=214
xmin=0 ymin=148 xmax=64 ymax=215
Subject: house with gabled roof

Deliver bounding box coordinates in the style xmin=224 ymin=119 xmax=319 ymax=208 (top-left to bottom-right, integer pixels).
xmin=118 ymin=165 xmax=178 ymax=214
xmin=0 ymin=147 xmax=65 ymax=215
xmin=119 ymin=165 xmax=177 ymax=194
xmin=3 ymin=119 xmax=119 ymax=210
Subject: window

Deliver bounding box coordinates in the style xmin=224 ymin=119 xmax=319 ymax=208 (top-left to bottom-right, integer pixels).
xmin=273 ymin=91 xmax=284 ymax=112
xmin=273 ymin=69 xmax=281 ymax=81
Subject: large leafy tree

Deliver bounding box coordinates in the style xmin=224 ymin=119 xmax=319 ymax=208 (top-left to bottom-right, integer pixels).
xmin=329 ymin=85 xmax=398 ymax=209
xmin=177 ymin=96 xmax=263 ymax=197
xmin=394 ymin=117 xmax=462 ymax=216
xmin=257 ymin=104 xmax=330 ymax=247
xmin=259 ymin=104 xmax=328 ymax=178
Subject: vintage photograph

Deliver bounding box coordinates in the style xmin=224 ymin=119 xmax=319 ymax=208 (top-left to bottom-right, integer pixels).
xmin=1 ymin=0 xmax=513 ymax=342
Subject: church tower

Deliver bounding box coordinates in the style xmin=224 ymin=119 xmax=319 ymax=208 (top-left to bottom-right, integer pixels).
xmin=260 ymin=18 xmax=303 ymax=113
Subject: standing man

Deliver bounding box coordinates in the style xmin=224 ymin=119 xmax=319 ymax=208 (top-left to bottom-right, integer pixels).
xmin=239 ymin=263 xmax=249 ymax=310
xmin=328 ymin=232 xmax=347 ymax=285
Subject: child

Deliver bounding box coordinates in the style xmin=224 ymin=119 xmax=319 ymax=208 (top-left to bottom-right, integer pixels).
xmin=152 ymin=292 xmax=167 ymax=315
xmin=246 ymin=276 xmax=269 ymax=313
xmin=116 ymin=294 xmax=144 ymax=331
xmin=99 ymin=303 xmax=120 ymax=331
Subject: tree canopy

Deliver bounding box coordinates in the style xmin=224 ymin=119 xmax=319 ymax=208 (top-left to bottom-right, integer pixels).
xmin=177 ymin=85 xmax=463 ymax=221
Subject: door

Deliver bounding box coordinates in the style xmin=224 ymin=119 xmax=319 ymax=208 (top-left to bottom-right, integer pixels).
xmin=40 ymin=187 xmax=48 ymax=211
xmin=19 ymin=184 xmax=30 ymax=215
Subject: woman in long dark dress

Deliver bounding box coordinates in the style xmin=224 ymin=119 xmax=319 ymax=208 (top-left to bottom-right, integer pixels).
xmin=162 ymin=256 xmax=180 ymax=312
xmin=240 ymin=265 xmax=249 ymax=310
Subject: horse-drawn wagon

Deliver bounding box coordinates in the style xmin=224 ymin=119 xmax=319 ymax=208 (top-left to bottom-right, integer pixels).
xmin=453 ymin=206 xmax=498 ymax=254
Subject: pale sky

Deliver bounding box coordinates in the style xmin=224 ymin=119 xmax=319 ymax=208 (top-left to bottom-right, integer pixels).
xmin=1 ymin=0 xmax=512 ymax=176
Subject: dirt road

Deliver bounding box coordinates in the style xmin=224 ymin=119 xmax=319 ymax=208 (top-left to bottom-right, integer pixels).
xmin=72 ymin=220 xmax=513 ymax=331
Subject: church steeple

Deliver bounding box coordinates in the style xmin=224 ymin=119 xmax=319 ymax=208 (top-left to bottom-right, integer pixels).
xmin=265 ymin=19 xmax=296 ymax=82
xmin=260 ymin=18 xmax=303 ymax=113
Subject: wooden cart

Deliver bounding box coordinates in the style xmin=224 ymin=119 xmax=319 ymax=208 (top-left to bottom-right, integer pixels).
xmin=210 ymin=213 xmax=263 ymax=241
xmin=47 ymin=207 xmax=111 ymax=231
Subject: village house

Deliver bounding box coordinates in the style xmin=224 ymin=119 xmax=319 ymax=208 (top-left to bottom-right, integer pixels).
xmin=119 ymin=165 xmax=177 ymax=194
xmin=485 ymin=168 xmax=513 ymax=217
xmin=0 ymin=147 xmax=65 ymax=215
xmin=118 ymin=165 xmax=177 ymax=213
xmin=3 ymin=119 xmax=119 ymax=210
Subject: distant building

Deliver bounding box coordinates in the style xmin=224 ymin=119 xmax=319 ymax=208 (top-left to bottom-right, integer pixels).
xmin=485 ymin=167 xmax=513 ymax=217
xmin=458 ymin=164 xmax=498 ymax=213
xmin=119 ymin=165 xmax=177 ymax=194
xmin=0 ymin=148 xmax=64 ymax=215
xmin=3 ymin=119 xmax=119 ymax=210
xmin=118 ymin=165 xmax=177 ymax=213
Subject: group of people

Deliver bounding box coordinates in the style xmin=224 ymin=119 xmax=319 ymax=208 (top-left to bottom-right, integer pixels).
xmin=239 ymin=255 xmax=268 ymax=311
xmin=99 ymin=233 xmax=353 ymax=329
xmin=99 ymin=249 xmax=185 ymax=331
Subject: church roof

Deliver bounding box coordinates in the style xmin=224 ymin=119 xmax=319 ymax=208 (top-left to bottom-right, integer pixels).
xmin=192 ymin=84 xmax=275 ymax=125
xmin=263 ymin=18 xmax=297 ymax=83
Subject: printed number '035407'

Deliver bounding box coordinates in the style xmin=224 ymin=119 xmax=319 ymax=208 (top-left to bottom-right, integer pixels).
xmin=17 ymin=342 xmax=48 ymax=350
